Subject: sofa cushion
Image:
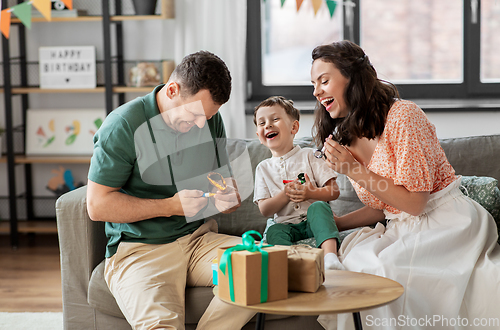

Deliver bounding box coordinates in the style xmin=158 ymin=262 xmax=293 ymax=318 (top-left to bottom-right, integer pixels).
xmin=440 ymin=134 xmax=500 ymax=188
xmin=212 ymin=138 xmax=271 ymax=236
xmin=88 ymin=261 xmax=124 ymax=318
xmin=459 ymin=175 xmax=500 ymax=240
xmin=460 ymin=176 xmax=499 ymax=209
xmin=332 ymin=174 xmax=365 ymax=216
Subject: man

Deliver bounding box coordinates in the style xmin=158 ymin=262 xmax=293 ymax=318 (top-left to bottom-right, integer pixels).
xmin=87 ymin=51 xmax=256 ymax=329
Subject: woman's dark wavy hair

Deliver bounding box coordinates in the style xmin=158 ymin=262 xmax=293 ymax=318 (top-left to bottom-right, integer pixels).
xmin=312 ymin=40 xmax=399 ymax=148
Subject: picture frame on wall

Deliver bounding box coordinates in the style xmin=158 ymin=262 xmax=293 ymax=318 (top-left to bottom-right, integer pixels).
xmin=26 ymin=109 xmax=105 ymax=156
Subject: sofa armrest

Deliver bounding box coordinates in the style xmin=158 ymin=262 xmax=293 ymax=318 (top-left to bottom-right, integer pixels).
xmin=56 ymin=186 xmax=107 ymax=329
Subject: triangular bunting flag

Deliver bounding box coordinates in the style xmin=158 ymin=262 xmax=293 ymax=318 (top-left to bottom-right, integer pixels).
xmin=326 ymin=0 xmax=337 ymax=17
xmin=296 ymin=0 xmax=304 ymax=11
xmin=11 ymin=2 xmax=32 ymax=29
xmin=60 ymin=0 xmax=73 ymax=10
xmin=32 ymin=0 xmax=52 ymax=21
xmin=281 ymin=0 xmax=286 ymax=7
xmin=1 ymin=9 xmax=11 ymax=39
xmin=312 ymin=0 xmax=322 ymax=16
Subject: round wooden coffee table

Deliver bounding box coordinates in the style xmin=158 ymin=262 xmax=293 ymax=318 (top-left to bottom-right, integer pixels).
xmin=214 ymin=270 xmax=404 ymax=330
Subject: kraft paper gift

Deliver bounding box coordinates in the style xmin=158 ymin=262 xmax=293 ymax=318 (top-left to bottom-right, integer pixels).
xmin=218 ymin=230 xmax=288 ymax=305
xmin=278 ymin=244 xmax=325 ymax=293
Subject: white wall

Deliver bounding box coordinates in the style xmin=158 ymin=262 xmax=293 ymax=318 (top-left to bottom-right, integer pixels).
xmin=425 ymin=112 xmax=500 ymax=139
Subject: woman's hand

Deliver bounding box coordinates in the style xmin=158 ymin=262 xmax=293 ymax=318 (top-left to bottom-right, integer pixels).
xmin=324 ymin=137 xmax=358 ymax=175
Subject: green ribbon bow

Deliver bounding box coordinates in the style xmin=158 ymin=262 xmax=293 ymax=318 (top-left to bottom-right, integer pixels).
xmin=219 ymin=230 xmax=272 ymax=303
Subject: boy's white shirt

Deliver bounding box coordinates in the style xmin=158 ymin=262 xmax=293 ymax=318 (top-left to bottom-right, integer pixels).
xmin=253 ymin=145 xmax=338 ymax=224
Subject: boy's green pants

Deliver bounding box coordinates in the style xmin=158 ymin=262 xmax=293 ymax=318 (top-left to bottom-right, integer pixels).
xmin=266 ymin=201 xmax=340 ymax=248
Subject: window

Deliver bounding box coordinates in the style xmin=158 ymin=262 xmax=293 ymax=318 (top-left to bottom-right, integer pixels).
xmin=261 ymin=0 xmax=343 ymax=86
xmin=481 ymin=0 xmax=500 ymax=83
xmin=247 ymin=0 xmax=351 ymax=101
xmin=361 ymin=0 xmax=463 ymax=84
xmin=247 ymin=0 xmax=500 ymax=102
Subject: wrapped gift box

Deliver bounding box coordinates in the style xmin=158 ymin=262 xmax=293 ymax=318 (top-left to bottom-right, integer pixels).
xmin=278 ymin=245 xmax=325 ymax=293
xmin=217 ymin=245 xmax=288 ymax=305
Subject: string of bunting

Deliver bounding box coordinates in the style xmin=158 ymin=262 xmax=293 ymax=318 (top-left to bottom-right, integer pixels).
xmin=0 ymin=0 xmax=73 ymax=39
xmin=265 ymin=0 xmax=355 ymax=18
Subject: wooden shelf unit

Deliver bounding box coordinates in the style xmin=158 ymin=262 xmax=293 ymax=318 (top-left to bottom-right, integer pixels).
xmin=2 ymin=0 xmax=174 ymax=246
xmin=10 ymin=0 xmax=174 ymax=23
xmin=0 ymin=86 xmax=154 ymax=94
xmin=14 ymin=155 xmax=91 ymax=164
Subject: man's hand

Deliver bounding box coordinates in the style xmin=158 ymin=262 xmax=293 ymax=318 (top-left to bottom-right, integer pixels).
xmin=174 ymin=189 xmax=209 ymax=217
xmin=213 ymin=180 xmax=241 ymax=214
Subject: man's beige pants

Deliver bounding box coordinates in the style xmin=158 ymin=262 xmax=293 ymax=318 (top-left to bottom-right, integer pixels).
xmin=104 ymin=220 xmax=256 ymax=330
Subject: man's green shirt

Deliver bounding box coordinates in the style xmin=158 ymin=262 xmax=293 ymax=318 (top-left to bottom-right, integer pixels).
xmin=88 ymin=85 xmax=230 ymax=257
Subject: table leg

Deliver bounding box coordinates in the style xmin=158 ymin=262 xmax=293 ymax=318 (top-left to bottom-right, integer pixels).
xmin=352 ymin=312 xmax=363 ymax=330
xmin=255 ymin=312 xmax=266 ymax=330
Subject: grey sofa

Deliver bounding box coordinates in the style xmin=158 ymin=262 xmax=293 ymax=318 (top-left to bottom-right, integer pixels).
xmin=56 ymin=134 xmax=500 ymax=330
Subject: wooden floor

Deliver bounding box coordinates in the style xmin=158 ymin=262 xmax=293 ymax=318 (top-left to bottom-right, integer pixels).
xmin=0 ymin=234 xmax=62 ymax=312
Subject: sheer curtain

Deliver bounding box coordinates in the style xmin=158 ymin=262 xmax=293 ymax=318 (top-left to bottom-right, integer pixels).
xmin=173 ymin=0 xmax=247 ymax=139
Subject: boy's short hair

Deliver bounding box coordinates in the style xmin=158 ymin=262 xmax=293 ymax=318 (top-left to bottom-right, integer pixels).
xmin=253 ymin=96 xmax=300 ymax=125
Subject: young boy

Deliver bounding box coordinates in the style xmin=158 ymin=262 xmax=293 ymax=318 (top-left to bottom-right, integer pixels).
xmin=253 ymin=96 xmax=343 ymax=270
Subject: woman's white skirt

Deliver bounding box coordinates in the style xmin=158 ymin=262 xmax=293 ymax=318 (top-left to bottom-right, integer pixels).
xmin=318 ymin=178 xmax=500 ymax=329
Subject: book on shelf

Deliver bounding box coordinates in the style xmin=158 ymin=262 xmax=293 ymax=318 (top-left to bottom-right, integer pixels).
xmin=31 ymin=9 xmax=88 ymax=18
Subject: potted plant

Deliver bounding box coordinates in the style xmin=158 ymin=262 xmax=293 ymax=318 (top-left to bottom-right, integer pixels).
xmin=132 ymin=0 xmax=158 ymax=15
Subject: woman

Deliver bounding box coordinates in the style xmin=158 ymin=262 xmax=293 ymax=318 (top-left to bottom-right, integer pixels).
xmin=311 ymin=40 xmax=500 ymax=329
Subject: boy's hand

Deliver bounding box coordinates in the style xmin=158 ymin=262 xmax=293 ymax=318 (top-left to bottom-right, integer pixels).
xmin=285 ymin=173 xmax=314 ymax=203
